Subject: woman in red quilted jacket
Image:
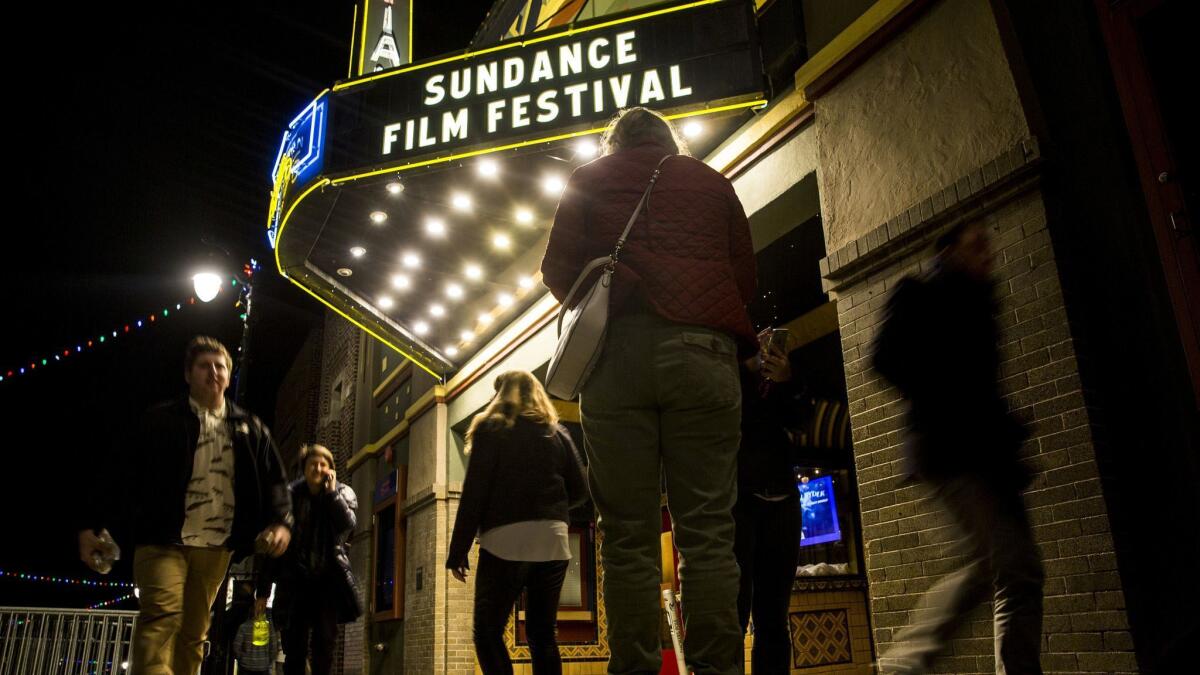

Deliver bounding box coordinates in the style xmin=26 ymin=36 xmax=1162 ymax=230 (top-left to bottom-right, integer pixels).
xmin=541 ymin=107 xmax=757 ymax=675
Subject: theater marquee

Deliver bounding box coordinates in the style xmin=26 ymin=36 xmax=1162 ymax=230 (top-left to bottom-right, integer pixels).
xmin=322 ymin=0 xmax=764 ymax=180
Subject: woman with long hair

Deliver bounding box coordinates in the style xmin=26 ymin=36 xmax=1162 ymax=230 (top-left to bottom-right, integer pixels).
xmin=541 ymin=107 xmax=757 ymax=674
xmin=446 ymin=370 xmax=588 ymax=675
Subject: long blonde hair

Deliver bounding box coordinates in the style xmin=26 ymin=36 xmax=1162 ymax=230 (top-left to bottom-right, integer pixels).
xmin=464 ymin=370 xmax=559 ymax=454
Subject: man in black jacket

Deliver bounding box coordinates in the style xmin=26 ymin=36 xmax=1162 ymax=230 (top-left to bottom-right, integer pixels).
xmin=77 ymin=336 xmax=292 ymax=675
xmin=260 ymin=443 xmax=360 ymax=675
xmin=873 ymin=223 xmax=1043 ymax=675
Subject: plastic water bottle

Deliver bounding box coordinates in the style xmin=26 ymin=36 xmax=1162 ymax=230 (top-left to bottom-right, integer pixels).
xmin=91 ymin=529 xmax=121 ymax=575
xmin=252 ymin=615 xmax=270 ymax=646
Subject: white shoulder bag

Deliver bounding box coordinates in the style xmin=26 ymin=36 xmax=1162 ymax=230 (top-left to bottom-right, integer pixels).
xmin=545 ymin=155 xmax=671 ymax=399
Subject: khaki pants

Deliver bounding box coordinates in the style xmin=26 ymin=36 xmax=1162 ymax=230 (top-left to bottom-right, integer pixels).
xmin=881 ymin=475 xmax=1044 ymax=674
xmin=580 ymin=313 xmax=743 ymax=675
xmin=132 ymin=545 xmax=232 ymax=675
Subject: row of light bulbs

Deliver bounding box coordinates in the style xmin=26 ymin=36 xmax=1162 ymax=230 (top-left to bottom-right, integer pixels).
xmin=336 ymin=122 xmax=703 ymax=362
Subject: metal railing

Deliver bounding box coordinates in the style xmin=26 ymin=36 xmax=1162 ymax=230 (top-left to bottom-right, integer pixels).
xmin=0 ymin=607 xmax=137 ymax=674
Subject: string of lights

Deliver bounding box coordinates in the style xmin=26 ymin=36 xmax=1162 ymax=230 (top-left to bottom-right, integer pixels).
xmin=0 ymin=274 xmax=249 ymax=386
xmin=0 ymin=570 xmax=135 ymax=589
xmin=87 ymin=593 xmax=136 ymax=610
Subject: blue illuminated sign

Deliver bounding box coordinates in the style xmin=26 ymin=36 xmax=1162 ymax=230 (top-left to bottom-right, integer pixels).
xmin=798 ymin=475 xmax=843 ymax=547
xmin=267 ymin=93 xmax=328 ymax=248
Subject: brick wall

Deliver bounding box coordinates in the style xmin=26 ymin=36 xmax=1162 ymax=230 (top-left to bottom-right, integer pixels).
xmin=404 ymin=500 xmax=438 ymax=673
xmin=823 ymin=141 xmax=1137 ymax=674
xmin=274 ymin=325 xmax=323 ymax=475
xmin=314 ymin=310 xmax=365 ymax=675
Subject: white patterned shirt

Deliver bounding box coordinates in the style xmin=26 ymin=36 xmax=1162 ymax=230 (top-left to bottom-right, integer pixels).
xmin=181 ymin=397 xmax=236 ymax=547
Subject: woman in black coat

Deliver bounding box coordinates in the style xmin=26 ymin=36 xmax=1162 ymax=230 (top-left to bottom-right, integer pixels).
xmin=259 ymin=444 xmax=361 ymax=675
xmin=447 ymin=370 xmax=588 ymax=675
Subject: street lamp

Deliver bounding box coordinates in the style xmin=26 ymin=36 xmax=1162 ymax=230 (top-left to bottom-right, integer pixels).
xmin=192 ymin=272 xmax=223 ymax=303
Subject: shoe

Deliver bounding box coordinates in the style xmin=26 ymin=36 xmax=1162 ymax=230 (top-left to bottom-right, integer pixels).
xmin=873 ymin=657 xmax=927 ymax=675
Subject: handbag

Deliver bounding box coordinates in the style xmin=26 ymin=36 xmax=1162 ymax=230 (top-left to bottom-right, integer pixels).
xmin=545 ymin=155 xmax=672 ymax=399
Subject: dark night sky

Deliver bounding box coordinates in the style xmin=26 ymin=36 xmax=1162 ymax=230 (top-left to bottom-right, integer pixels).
xmin=1 ymin=0 xmax=494 ymax=609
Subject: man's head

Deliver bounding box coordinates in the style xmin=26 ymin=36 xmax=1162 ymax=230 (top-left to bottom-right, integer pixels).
xmin=936 ymin=221 xmax=993 ymax=282
xmin=301 ymin=444 xmax=335 ymax=492
xmin=184 ymin=336 xmax=233 ymax=406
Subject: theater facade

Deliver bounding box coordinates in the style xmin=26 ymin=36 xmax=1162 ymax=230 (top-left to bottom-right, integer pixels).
xmin=267 ymin=1 xmax=1197 ymax=673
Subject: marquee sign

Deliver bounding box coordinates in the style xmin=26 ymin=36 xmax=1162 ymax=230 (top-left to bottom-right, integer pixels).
xmin=323 ymin=0 xmax=762 ymax=178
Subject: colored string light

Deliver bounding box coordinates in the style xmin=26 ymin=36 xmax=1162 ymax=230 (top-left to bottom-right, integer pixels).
xmin=0 ymin=278 xmax=247 ymax=386
xmin=87 ymin=592 xmax=136 ymax=610
xmin=0 ymin=570 xmax=135 ymax=589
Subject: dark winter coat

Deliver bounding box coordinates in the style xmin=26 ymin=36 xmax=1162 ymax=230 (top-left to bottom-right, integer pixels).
xmin=84 ymin=397 xmax=292 ymax=560
xmin=446 ymin=418 xmax=588 ymax=571
xmin=872 ymin=266 xmax=1030 ymax=489
xmin=738 ymin=358 xmax=806 ymax=498
xmin=541 ymin=140 xmax=758 ymax=357
xmin=261 ymin=479 xmax=361 ymax=626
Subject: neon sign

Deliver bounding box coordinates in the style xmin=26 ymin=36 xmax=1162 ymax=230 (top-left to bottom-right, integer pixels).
xmin=268 ymin=93 xmax=328 ymax=248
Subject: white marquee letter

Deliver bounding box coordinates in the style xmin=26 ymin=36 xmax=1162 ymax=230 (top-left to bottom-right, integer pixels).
xmin=587 ymin=37 xmax=611 ymax=69
xmin=424 ymin=74 xmax=445 ymax=105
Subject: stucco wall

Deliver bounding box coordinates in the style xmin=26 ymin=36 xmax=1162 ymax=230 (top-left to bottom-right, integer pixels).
xmin=730 ymin=123 xmax=820 ymax=244
xmin=406 ymin=408 xmax=440 ymax=496
xmin=814 ymin=0 xmax=1029 ymax=252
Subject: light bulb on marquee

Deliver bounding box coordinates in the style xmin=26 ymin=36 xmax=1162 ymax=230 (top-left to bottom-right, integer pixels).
xmin=542 ymin=175 xmax=566 ymax=196
xmin=464 ymin=263 xmax=483 ymax=281
xmin=350 ymin=246 xmax=366 ymax=258
xmin=477 ymin=158 xmax=499 ymax=178
xmin=402 ymin=252 xmax=421 ymax=268
xmin=493 ymin=233 xmax=511 ymax=250
xmin=451 ymin=193 xmax=473 ymax=212
xmin=425 ymin=218 xmax=447 ymax=236
xmin=370 ymin=211 xmax=388 ymax=224
xmin=682 ymin=120 xmax=703 ymax=138
xmin=574 ymin=138 xmax=598 ymax=159
xmin=515 ymin=208 xmax=534 ymax=225
xmin=391 ymin=274 xmax=411 ymax=290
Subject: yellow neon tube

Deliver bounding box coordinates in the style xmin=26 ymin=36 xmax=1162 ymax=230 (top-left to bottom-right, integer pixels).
xmin=271 ymin=176 xmax=443 ymax=378
xmin=348 ymin=4 xmax=359 ymax=80
xmin=329 ymin=98 xmax=768 ymax=185
xmin=284 ymin=274 xmax=442 ymax=379
xmin=358 ymin=0 xmax=370 ymax=76
xmin=334 ymin=0 xmax=724 ymax=91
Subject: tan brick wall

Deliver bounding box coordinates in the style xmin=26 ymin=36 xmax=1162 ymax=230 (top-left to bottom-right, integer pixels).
xmin=827 ymin=177 xmax=1136 ymax=673
xmin=404 ymin=501 xmax=438 ymax=673
xmin=315 ymin=310 xmax=365 ymax=674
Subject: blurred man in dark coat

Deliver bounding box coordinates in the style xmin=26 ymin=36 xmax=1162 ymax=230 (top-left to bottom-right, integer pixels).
xmin=873 ymin=222 xmax=1043 ymax=675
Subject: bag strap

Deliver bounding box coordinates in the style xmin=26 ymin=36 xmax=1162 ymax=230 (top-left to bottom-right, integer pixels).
xmin=556 ymin=154 xmax=673 ymax=329
xmin=557 ymin=256 xmax=612 ymax=330
xmin=609 ymin=154 xmax=673 ymax=268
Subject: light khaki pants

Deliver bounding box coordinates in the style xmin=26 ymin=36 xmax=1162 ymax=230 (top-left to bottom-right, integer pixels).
xmin=132 ymin=544 xmax=232 ymax=675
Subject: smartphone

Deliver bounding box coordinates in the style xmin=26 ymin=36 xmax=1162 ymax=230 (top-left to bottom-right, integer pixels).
xmin=765 ymin=328 xmax=789 ymax=354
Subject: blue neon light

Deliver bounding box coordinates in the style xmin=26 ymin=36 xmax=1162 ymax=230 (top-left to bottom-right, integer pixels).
xmin=268 ymin=93 xmax=328 ymax=248
xmin=271 ymin=94 xmax=328 ymax=189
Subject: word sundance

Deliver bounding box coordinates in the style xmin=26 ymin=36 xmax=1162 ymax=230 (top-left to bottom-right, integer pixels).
xmin=381 ymin=31 xmax=694 ymax=156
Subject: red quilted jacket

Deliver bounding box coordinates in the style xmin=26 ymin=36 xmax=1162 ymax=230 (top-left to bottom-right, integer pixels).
xmin=541 ymin=140 xmax=758 ymax=357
